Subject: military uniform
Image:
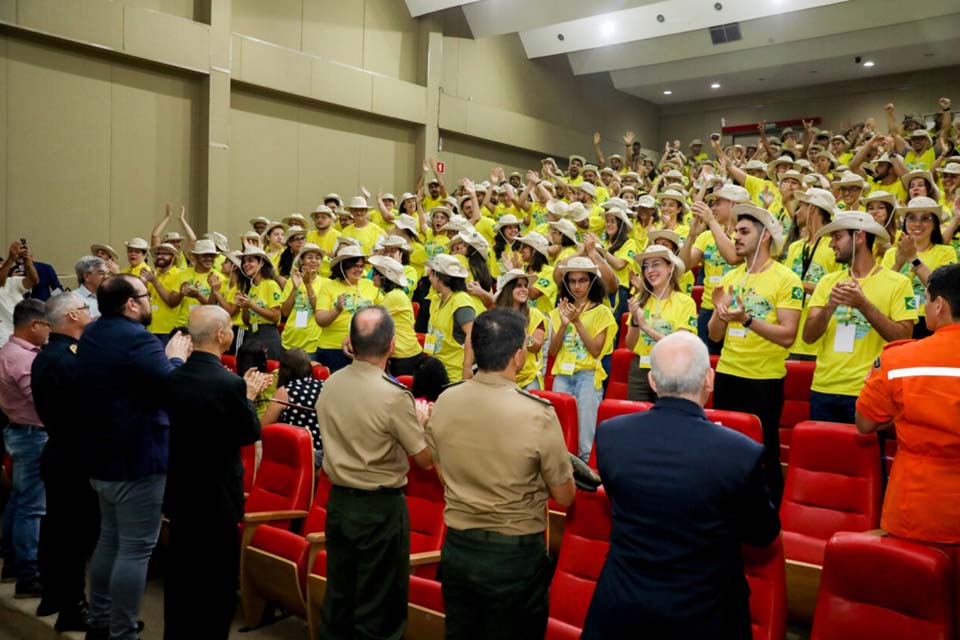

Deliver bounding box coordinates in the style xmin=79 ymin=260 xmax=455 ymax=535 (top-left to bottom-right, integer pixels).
xmin=316 ymin=359 xmax=427 ymax=640
xmin=425 ymin=371 xmax=573 ymax=639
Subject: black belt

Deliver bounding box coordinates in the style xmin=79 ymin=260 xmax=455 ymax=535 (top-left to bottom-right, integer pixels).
xmin=448 ymin=528 xmax=544 ymax=546
xmin=331 ymin=485 xmax=404 ymax=497
xmin=7 ymin=423 xmax=42 ymax=429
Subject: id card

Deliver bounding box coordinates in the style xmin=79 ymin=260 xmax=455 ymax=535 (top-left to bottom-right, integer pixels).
xmin=833 ymin=323 xmax=856 ymax=353
xmin=639 ymin=355 xmax=651 ymax=365
xmin=294 ymin=309 xmax=310 ymax=328
xmin=560 ymin=362 xmax=576 ymax=373
xmin=423 ymin=333 xmax=437 ymax=354
xmin=728 ymin=327 xmax=747 ymax=338
xmin=709 ymin=275 xmax=722 ymax=284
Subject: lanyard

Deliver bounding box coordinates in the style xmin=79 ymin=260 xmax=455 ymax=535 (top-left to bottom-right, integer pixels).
xmin=800 ymin=238 xmax=821 ymax=281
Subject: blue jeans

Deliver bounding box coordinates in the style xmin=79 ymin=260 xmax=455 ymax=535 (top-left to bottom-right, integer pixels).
xmin=809 ymin=391 xmax=857 ymax=424
xmin=89 ymin=474 xmax=165 ymax=640
xmin=552 ymin=369 xmax=602 ymax=461
xmin=697 ymin=307 xmax=723 ymax=355
xmin=2 ymin=426 xmax=47 ymax=580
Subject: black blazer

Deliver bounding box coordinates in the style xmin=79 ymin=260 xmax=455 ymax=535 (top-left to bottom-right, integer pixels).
xmin=164 ymin=351 xmax=261 ymax=524
xmin=582 ymin=397 xmax=780 ymax=640
xmin=31 ymin=333 xmax=80 ymax=471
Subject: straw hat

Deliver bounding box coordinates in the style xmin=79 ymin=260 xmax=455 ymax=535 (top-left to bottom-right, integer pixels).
xmin=223 ymin=250 xmax=243 ymax=270
xmin=817 ymin=211 xmax=890 ymax=243
xmin=149 ymin=243 xmax=179 ymax=258
xmin=860 ymin=190 xmax=898 ymax=210
xmin=831 ymin=171 xmax=866 ymax=189
xmin=380 ymin=235 xmax=411 ymax=252
xmin=731 ymin=203 xmax=785 ymax=253
xmin=601 ymin=197 xmax=629 ymax=211
xmin=348 ymin=196 xmax=369 ymax=210
xmin=568 ymin=154 xmax=586 ymax=165
xmin=603 ymin=207 xmax=633 ymax=230
xmin=556 ymin=256 xmax=600 ymax=277
xmin=706 ymin=184 xmax=750 ymax=204
xmin=936 ymin=162 xmax=960 ymax=177
xmin=766 ymin=155 xmax=797 ymax=181
xmin=453 ymin=229 xmax=490 ymax=256
xmin=90 ymin=244 xmax=119 ymax=261
xmin=367 ymin=255 xmax=409 ymax=288
xmin=565 ymin=202 xmax=590 ymax=223
xmin=323 ymin=193 xmax=343 ymax=208
xmin=241 ymin=245 xmax=270 ymax=261
xmin=190 ymin=239 xmax=219 ymax=255
xmin=283 ymin=213 xmax=308 ymax=228
xmin=284 ymin=227 xmax=307 ymax=243
xmin=547 ymin=219 xmax=579 ymax=244
xmin=262 ymin=221 xmax=288 ymax=238
xmin=329 ymin=244 xmax=367 ymax=269
xmin=294 ymin=243 xmax=324 ymax=268
xmin=900 ymin=170 xmax=942 ymax=201
xmin=647 ymin=229 xmax=683 ymax=249
xmin=656 ymin=189 xmax=689 ymax=212
xmin=578 ymin=182 xmax=597 ymax=199
xmin=794 ymin=188 xmax=837 ymax=213
xmin=440 ymin=215 xmax=473 ymax=234
xmin=425 ymin=254 xmax=469 ymax=279
xmin=125 ymin=237 xmax=149 ymax=251
xmin=632 ymin=245 xmax=686 ymax=275
xmin=161 ymin=231 xmax=184 ymax=243
xmin=428 ymin=207 xmax=452 ymax=222
xmin=493 ymin=269 xmax=530 ymax=301
xmin=896 ymin=196 xmax=945 ymax=222
xmin=249 ymin=216 xmax=271 ymax=227
xmin=516 ymin=232 xmax=551 ymax=258
xmin=394 ymin=214 xmax=420 ymax=238
xmin=493 ymin=214 xmax=522 ymax=234
xmin=382 ymin=193 xmax=396 ymax=202
xmin=545 ymin=200 xmax=569 ymax=217
xmin=635 ymin=195 xmax=657 ymax=209
xmin=312 ymin=204 xmax=334 ymax=217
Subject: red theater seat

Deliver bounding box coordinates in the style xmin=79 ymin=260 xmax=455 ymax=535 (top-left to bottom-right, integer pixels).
xmin=546 ymin=488 xmax=613 ymax=640
xmin=779 ymin=360 xmax=815 ymax=462
xmin=704 ymin=409 xmax=763 ymax=445
xmin=605 ymin=348 xmax=634 ymax=400
xmin=241 ymin=444 xmax=257 ymax=497
xmin=407 ymin=574 xmax=445 ymax=638
xmin=589 ymin=400 xmax=653 ymax=469
xmin=780 ymin=421 xmax=881 ymax=622
xmin=311 ymin=364 xmax=330 ymax=381
xmin=416 ymin=332 xmax=425 ymax=347
xmin=744 ymin=536 xmax=787 ymax=640
xmin=692 ymin=285 xmax=704 ymax=312
xmin=266 ymin=359 xmax=280 ymax=373
xmin=396 ymin=374 xmax=414 ymax=389
xmin=412 ymin=301 xmax=420 ymax=319
xmin=530 ymin=390 xmax=579 ymax=456
xmin=221 ymin=354 xmax=237 ymax=372
xmin=810 ymin=532 xmax=955 ymax=640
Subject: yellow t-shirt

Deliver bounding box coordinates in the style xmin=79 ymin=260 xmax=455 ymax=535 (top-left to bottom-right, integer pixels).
xmin=548 ymin=303 xmax=617 ymax=389
xmin=379 ymin=288 xmax=422 ymax=359
xmin=608 ymin=239 xmax=641 ymax=289
xmin=474 ymin=217 xmax=497 ymax=245
xmin=517 ymin=308 xmax=547 ymax=389
xmin=694 ymin=230 xmax=737 ymax=311
xmin=224 ymin=285 xmax=244 ymax=326
xmin=341 ymin=223 xmax=385 ymax=255
xmin=267 ymin=248 xmax=283 ymax=269
xmin=175 ymin=267 xmax=214 ymax=327
xmin=903 ymin=147 xmax=936 ymax=172
xmin=147 ymin=266 xmax=182 ymax=334
xmin=743 ymin=174 xmax=783 ymax=212
xmin=279 ymin=277 xmax=326 ymax=352
xmin=246 ymin=279 xmax=283 ymax=332
xmin=809 ymin=267 xmax=918 ymax=396
xmin=784 ymin=237 xmax=842 ymax=355
xmin=630 ymin=292 xmax=698 ymax=368
xmin=882 ymin=244 xmax=958 ymax=317
xmin=305 ymin=228 xmax=341 ymax=278
xmin=424 ymin=232 xmax=450 ymax=261
xmin=529 ymin=265 xmax=557 ymax=317
xmin=122 ymin=262 xmax=150 ymax=277
xmin=869 ymin=177 xmax=907 ymax=204
xmin=422 ymin=194 xmax=445 ymax=211
xmin=425 ymin=290 xmax=475 ymax=383
xmin=315 ymin=278 xmax=379 ymax=349
xmin=715 ymin=262 xmax=804 ymax=380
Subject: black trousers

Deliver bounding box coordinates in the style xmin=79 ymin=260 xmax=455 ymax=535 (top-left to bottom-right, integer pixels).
xmin=322 ymin=487 xmax=409 ymax=640
xmin=441 ymin=528 xmax=550 ymax=640
xmin=626 ymin=357 xmax=658 ymax=403
xmin=38 ymin=459 xmax=99 ymax=611
xmin=163 ymin=514 xmax=239 ymax=639
xmin=713 ymin=372 xmax=785 ymax=505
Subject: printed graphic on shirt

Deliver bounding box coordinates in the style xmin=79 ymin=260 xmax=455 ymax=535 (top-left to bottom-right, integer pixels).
xmin=833 ymin=304 xmax=873 ymax=339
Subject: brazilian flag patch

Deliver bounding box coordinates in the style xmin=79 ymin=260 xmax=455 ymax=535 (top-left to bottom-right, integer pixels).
xmin=688 ymin=316 xmax=697 ymax=327
xmin=791 ymin=287 xmax=803 ymax=301
xmin=274 ymin=292 xmax=282 ymax=301
xmin=538 ymin=278 xmax=550 ymax=287
xmin=905 ymin=296 xmax=917 ymax=311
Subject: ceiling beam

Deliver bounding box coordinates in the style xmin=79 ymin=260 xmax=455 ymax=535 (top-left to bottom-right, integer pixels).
xmin=462 ymin=0 xmax=655 ymax=39
xmin=404 ymin=0 xmax=479 ymax=18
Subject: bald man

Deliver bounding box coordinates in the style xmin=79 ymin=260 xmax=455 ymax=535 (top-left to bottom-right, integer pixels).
xmin=163 ymin=306 xmax=270 ymax=639
xmin=583 ymin=332 xmax=780 ymax=639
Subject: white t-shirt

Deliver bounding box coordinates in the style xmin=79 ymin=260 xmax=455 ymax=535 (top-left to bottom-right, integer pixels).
xmin=0 ymin=277 xmax=28 ymax=348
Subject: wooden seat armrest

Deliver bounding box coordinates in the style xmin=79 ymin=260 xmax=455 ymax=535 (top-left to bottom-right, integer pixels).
xmin=864 ymin=529 xmax=888 ymax=537
xmin=306 ymin=532 xmax=327 ymax=545
xmin=409 ymin=550 xmax=442 ymax=567
xmin=243 ymin=510 xmax=309 ymax=524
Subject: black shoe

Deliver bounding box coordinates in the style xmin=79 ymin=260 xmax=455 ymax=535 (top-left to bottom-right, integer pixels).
xmin=35 ymin=597 xmax=59 ymax=616
xmin=55 ymin=610 xmax=91 ymax=632
xmin=14 ymin=576 xmax=43 ymax=599
xmin=0 ymin=561 xmax=14 ymax=583
xmin=84 ymin=627 xmax=108 ymax=640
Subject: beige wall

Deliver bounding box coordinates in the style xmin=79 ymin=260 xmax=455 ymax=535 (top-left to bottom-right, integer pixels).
xmin=440 ymin=134 xmax=546 ymax=186
xmin=228 ymin=87 xmax=418 ymax=243
xmin=659 ymin=66 xmax=960 ymax=148
xmin=0 ymin=33 xmax=201 ymax=283
xmin=233 ymin=0 xmax=421 ymax=85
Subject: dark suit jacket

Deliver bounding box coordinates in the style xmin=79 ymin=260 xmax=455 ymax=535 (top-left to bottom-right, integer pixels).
xmin=582 ymin=397 xmax=780 ymax=640
xmin=164 ymin=351 xmax=261 ymax=524
xmin=76 ymin=315 xmax=183 ymax=481
xmin=31 ymin=333 xmax=81 ymax=471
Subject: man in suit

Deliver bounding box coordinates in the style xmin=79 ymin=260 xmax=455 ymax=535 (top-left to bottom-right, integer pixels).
xmin=76 ymin=274 xmax=191 ymax=640
xmin=582 ymin=331 xmax=780 ymax=639
xmin=163 ymin=305 xmax=269 ymax=639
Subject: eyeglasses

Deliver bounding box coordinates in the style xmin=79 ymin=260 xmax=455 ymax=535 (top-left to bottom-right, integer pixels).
xmin=905 ymin=214 xmax=936 ymax=224
xmin=290 ymin=236 xmax=306 ymax=242
xmin=131 ymin=293 xmax=151 ymax=301
xmin=73 ymin=304 xmax=90 ymax=312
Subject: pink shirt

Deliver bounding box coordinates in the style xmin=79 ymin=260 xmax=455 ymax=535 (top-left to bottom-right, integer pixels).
xmin=0 ymin=336 xmax=43 ymax=426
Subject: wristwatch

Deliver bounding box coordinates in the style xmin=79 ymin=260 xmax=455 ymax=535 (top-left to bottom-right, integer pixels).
xmin=743 ymin=315 xmax=754 ymax=329
xmin=911 ymin=257 xmax=922 ymax=268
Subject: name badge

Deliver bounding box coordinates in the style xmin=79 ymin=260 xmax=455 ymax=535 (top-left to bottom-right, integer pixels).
xmin=422 ymin=333 xmax=437 ymax=354
xmin=914 ymin=295 xmax=921 ymax=312
xmin=294 ymin=309 xmax=310 ymax=328
xmin=639 ymin=355 xmax=651 ymax=365
xmin=709 ymin=275 xmax=722 ymax=284
xmin=560 ymin=362 xmax=576 ymax=373
xmin=188 ymin=303 xmax=199 ymax=312
xmin=833 ymin=323 xmax=856 ymax=353
xmin=250 ymin=322 xmax=259 ymax=333
xmin=151 ymin=304 xmax=159 ymax=312
xmin=728 ymin=327 xmax=747 ymax=338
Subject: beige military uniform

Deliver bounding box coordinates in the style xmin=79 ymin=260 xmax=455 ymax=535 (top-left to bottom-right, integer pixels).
xmin=316 ymin=359 xmax=426 ymax=490
xmin=425 ymin=371 xmax=572 ymax=535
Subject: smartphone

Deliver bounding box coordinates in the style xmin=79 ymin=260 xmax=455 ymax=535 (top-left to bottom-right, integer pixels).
xmin=20 ymin=237 xmax=27 ymax=247
xmin=710 ymin=133 xmax=721 ymax=142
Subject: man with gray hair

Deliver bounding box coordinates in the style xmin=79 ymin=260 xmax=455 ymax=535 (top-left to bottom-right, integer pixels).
xmin=74 ymin=256 xmax=109 ymax=319
xmin=582 ymin=331 xmax=780 ymax=639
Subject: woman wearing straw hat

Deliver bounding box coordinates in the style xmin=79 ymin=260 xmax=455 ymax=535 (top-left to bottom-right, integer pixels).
xmin=596 ymin=206 xmax=641 ymax=330
xmin=549 ymin=257 xmax=617 ymax=461
xmin=424 ymin=254 xmax=476 ymax=383
xmin=275 ymin=227 xmax=307 ymax=288
xmin=861 ymin=190 xmax=900 ymax=259
xmin=448 ymin=230 xmax=494 ymax=314
xmin=368 ymin=255 xmax=424 ymax=377
xmin=490 ymin=269 xmax=547 ymax=390
xmin=654 ymin=190 xmax=690 ymax=238
xmin=314 ymin=245 xmax=378 ymax=373
xmin=379 ymin=235 xmax=419 ymax=298
xmin=514 ymin=231 xmax=557 ymax=317
xmin=625 ymin=246 xmax=697 ymax=401
xmin=261 ymin=221 xmax=288 ymax=269
xmin=883 ymin=197 xmax=958 ymax=338
xmin=647 ymin=229 xmax=695 ymax=295
xmin=120 ymin=237 xmax=151 ymax=278
xmin=90 ymin=243 xmax=121 ymax=275
xmin=235 ymin=246 xmax=285 ymax=359
xmin=424 ymin=207 xmax=452 ymax=260
xmin=279 ymin=243 xmax=325 ymax=354
xmin=492 ymin=214 xmax=522 ymax=277
xmin=546 ymin=218 xmax=579 ymax=265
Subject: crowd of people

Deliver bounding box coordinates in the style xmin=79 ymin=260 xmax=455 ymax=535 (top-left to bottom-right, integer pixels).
xmin=0 ymin=94 xmax=957 ymax=639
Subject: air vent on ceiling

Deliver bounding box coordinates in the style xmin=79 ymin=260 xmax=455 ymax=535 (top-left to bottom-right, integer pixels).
xmin=709 ymin=22 xmax=742 ymax=45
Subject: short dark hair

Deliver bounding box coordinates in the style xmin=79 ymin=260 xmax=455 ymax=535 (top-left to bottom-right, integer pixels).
xmin=471 ymin=308 xmax=526 ymax=372
xmin=97 ymin=274 xmax=141 ymax=317
xmin=350 ymin=306 xmax=394 ymax=359
xmin=13 ymin=299 xmax=45 ymax=329
xmin=237 ymin=340 xmax=268 ymax=374
xmin=333 ymin=258 xmax=364 ymax=282
xmin=411 ymin=355 xmax=449 ymax=402
xmin=278 ymin=347 xmax=313 ymax=388
xmin=435 ymin=272 xmax=467 ymax=293
xmin=927 ymin=264 xmax=960 ymax=318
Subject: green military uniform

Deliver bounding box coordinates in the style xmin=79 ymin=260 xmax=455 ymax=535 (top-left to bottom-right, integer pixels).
xmin=315 ymin=360 xmax=426 ymax=640
xmin=424 ymin=371 xmax=573 ymax=639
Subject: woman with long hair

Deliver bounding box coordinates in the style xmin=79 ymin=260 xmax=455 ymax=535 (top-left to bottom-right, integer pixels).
xmin=313 ymin=244 xmax=378 ymax=373
xmin=548 ymin=257 xmax=617 ymax=462
xmin=424 ymin=254 xmax=476 ymax=383
xmin=595 ymin=206 xmax=641 ymax=337
xmin=276 ymin=227 xmax=307 ymax=287
xmin=279 ymin=243 xmax=325 ymax=355
xmin=861 ymin=190 xmax=899 ymax=259
xmin=209 ymin=250 xmax=244 ymax=354
xmin=625 ymin=246 xmax=697 ymax=401
xmin=235 ymin=246 xmax=284 ymax=360
xmin=883 ymin=197 xmax=958 ymax=337
xmin=492 ymin=214 xmax=522 ymax=276
xmin=368 ymin=255 xmax=424 ymax=377
xmin=655 ymin=189 xmax=690 ymax=237
xmin=260 ymin=348 xmax=324 ymax=467
xmin=261 ymin=221 xmax=287 ymax=269
xmin=493 ymin=270 xmax=546 ymax=390
xmin=379 ymin=235 xmax=419 ymax=298
xmin=448 ymin=230 xmax=494 ymax=312
xmin=515 ymin=231 xmax=557 ymax=317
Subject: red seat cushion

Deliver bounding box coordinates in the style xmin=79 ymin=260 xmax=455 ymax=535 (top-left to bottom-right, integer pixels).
xmin=249 ymin=524 xmax=310 ymax=592
xmin=779 ymin=360 xmax=816 ymax=462
xmin=396 ymin=375 xmax=414 ymax=389
xmin=780 ymin=422 xmax=881 ymax=565
xmin=604 ymin=349 xmax=634 ymax=400
xmin=811 ymin=532 xmax=955 ymax=640
xmin=616 ymin=313 xmax=630 ymax=349
xmin=590 ymin=400 xmax=652 ymax=469
xmin=406 ymin=463 xmax=445 ymax=579
xmin=531 ymin=390 xmax=578 ymax=456
xmin=245 ymin=425 xmax=315 ymax=529
xmin=704 ymin=409 xmax=763 ymax=445
xmin=409 ymin=575 xmax=443 ymax=613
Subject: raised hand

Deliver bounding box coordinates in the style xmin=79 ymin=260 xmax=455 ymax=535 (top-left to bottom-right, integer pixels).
xmin=623 ymin=131 xmax=635 ymax=145
xmin=593 ymin=132 xmax=601 ymax=145
xmin=939 ymin=97 xmax=952 ymax=111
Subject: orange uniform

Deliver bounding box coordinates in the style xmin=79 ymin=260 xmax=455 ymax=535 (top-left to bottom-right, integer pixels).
xmin=856 ymin=323 xmax=960 ymax=544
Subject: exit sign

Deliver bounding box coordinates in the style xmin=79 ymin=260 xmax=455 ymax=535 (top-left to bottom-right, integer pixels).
xmin=435 ymin=161 xmax=445 ymax=174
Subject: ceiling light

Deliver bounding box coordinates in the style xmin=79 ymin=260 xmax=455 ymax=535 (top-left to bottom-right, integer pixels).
xmin=600 ymin=21 xmax=616 ymax=38
xmin=663 ymin=90 xmax=673 ymax=95
xmin=710 ymin=83 xmax=721 ymax=89
xmin=862 ymin=60 xmax=875 ymax=67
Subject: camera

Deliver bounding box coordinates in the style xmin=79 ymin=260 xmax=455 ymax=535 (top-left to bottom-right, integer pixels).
xmin=710 ymin=133 xmax=721 ymax=142
xmin=855 ymin=56 xmax=862 ymax=64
